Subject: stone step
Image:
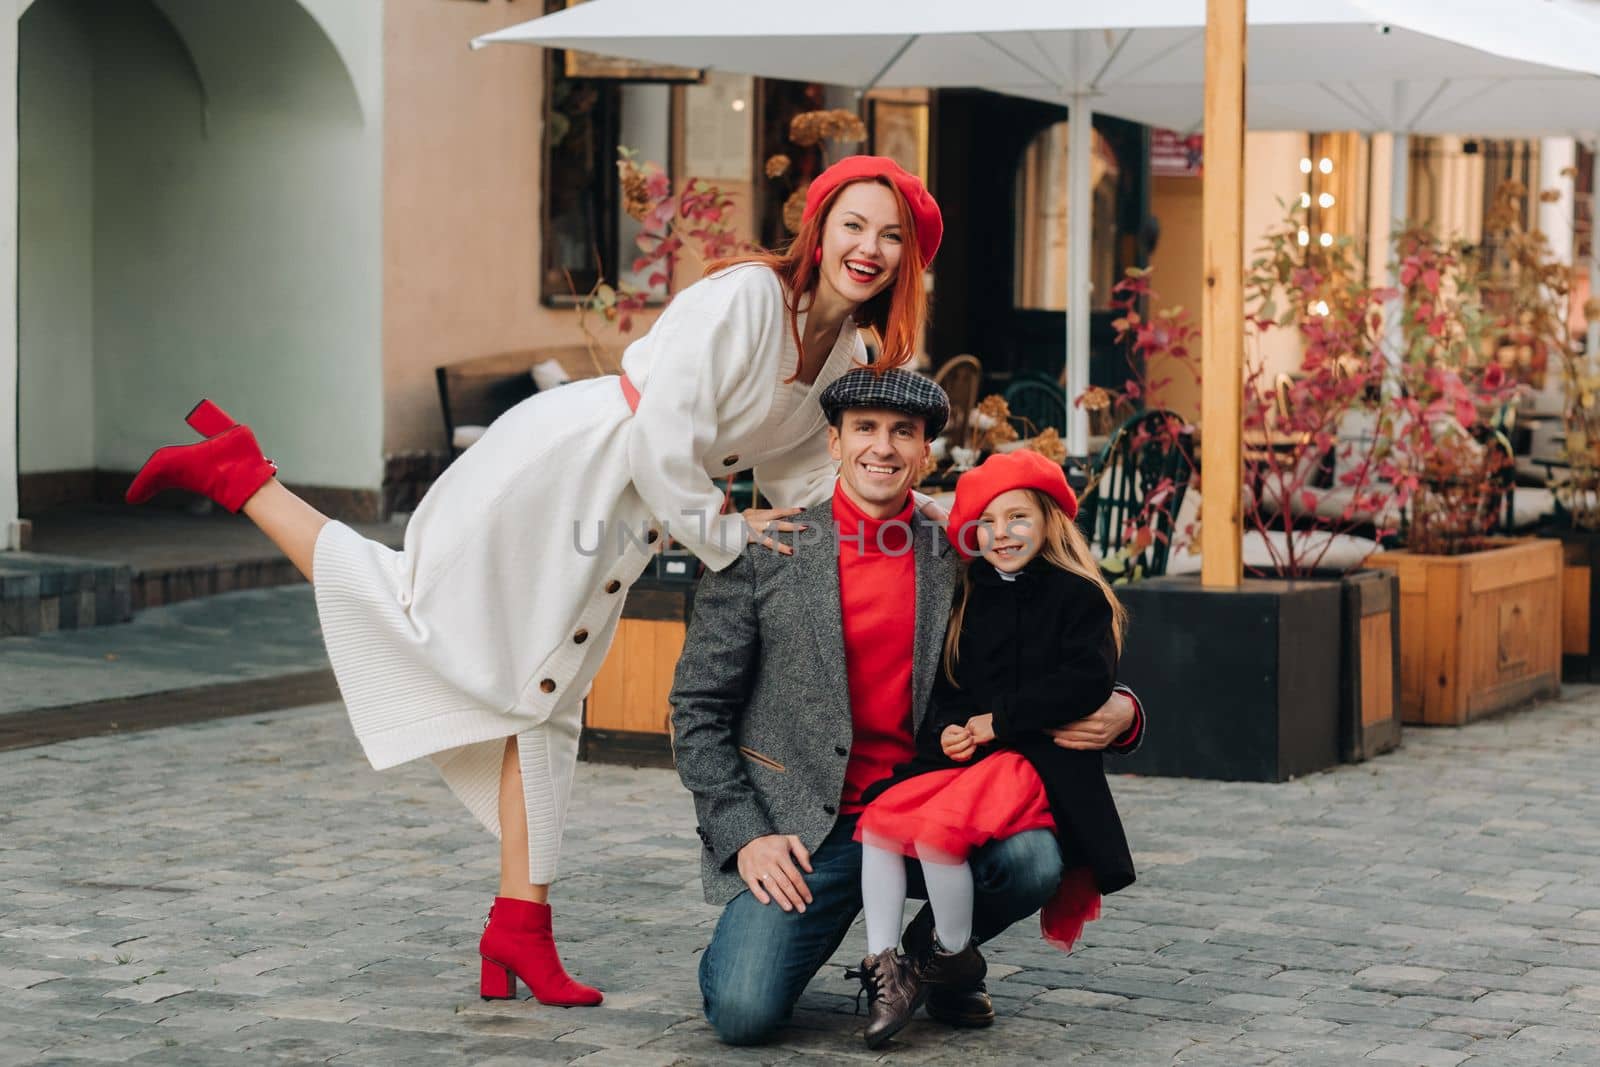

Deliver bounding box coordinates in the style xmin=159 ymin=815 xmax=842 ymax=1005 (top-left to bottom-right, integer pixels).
xmin=131 ymin=557 xmax=305 ymax=611
xmin=0 ymin=554 xmax=133 ymax=637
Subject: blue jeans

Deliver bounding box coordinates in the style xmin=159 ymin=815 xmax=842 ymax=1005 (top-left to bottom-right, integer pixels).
xmin=698 ymin=814 xmax=1063 ymax=1046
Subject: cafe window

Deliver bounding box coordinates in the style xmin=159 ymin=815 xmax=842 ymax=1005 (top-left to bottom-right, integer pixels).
xmin=753 ymin=80 xmax=869 ymax=252
xmin=1013 ymin=122 xmax=1126 ymax=312
xmin=542 ymin=58 xmax=678 ymax=306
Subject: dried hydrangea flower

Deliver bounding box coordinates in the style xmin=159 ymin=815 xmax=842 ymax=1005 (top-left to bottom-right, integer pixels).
xmin=783 ymin=186 xmax=808 ymax=234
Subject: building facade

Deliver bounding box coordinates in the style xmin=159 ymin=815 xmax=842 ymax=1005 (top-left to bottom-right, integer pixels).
xmin=0 ymin=1 xmax=1590 ymax=548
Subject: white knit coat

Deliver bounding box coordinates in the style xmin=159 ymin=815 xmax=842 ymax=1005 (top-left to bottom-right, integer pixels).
xmin=313 ymin=265 xmax=859 ymax=882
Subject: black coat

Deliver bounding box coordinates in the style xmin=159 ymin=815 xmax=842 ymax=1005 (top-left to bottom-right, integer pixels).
xmin=864 ymin=556 xmax=1137 ymax=895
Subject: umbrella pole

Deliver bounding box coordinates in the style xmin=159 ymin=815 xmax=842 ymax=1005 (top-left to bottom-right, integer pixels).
xmin=1384 ymin=123 xmax=1411 ymax=371
xmin=1066 ymin=89 xmax=1093 ymax=456
xmin=1200 ymin=0 xmax=1245 ymax=588
xmin=1590 ymin=136 xmax=1599 ymax=362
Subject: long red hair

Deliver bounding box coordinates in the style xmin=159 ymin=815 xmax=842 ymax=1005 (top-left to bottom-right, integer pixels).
xmin=708 ymin=176 xmax=928 ymax=380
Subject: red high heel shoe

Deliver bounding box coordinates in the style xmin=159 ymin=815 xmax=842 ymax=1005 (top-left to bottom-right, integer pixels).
xmin=478 ymin=897 xmax=603 ymax=1007
xmin=185 ymin=398 xmax=236 ymax=438
xmin=124 ymin=401 xmax=277 ymax=513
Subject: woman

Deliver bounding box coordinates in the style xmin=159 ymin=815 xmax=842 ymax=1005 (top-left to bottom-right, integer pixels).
xmin=124 ymin=156 xmax=943 ymax=1007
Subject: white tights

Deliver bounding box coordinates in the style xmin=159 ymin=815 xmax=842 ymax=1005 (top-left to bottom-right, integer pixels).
xmin=861 ymin=832 xmax=975 ymax=956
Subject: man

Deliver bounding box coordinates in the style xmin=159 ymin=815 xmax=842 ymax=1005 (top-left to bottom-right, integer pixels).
xmin=670 ymin=369 xmax=1144 ymax=1046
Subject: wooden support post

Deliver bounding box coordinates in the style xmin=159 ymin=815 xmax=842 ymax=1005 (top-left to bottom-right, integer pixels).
xmin=1200 ymin=0 xmax=1246 ymax=588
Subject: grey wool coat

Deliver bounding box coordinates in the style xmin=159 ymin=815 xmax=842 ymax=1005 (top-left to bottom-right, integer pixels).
xmin=669 ymin=498 xmax=961 ymax=905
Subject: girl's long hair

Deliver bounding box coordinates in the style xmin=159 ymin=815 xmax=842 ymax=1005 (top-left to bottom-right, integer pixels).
xmin=707 ymin=176 xmax=927 ymax=380
xmin=942 ymin=490 xmax=1127 ymax=685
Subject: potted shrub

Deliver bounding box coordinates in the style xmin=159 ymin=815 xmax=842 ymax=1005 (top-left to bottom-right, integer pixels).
xmin=1085 ymin=216 xmax=1403 ymax=780
xmin=1362 ymin=217 xmax=1562 ymax=725
xmin=1475 ymin=181 xmax=1600 ymax=682
xmin=1235 ymin=213 xmax=1405 ymax=763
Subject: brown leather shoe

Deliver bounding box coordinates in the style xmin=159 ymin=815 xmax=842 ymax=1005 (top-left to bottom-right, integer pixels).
xmin=918 ymin=936 xmax=986 ymax=989
xmin=850 ymin=951 xmax=925 ymax=1049
xmin=904 ymin=904 xmax=995 ymax=1027
xmin=927 ymin=980 xmax=997 ymax=1028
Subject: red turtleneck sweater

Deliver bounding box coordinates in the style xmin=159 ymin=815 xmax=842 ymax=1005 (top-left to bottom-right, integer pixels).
xmin=834 ymin=485 xmax=918 ymax=813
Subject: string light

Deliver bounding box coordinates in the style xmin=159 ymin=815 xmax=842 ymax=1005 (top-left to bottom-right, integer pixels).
xmin=1319 ymin=157 xmax=1334 ymax=174
xmin=1298 ymin=228 xmax=1311 ymax=246
xmin=1300 ymin=192 xmax=1312 ymax=208
xmin=731 ymin=98 xmax=746 ymax=112
xmin=1311 ymin=300 xmax=1331 ymax=316
xmin=1319 ymin=232 xmax=1334 ymax=247
xmin=1318 ymin=192 xmax=1336 ymax=208
xmin=1299 ymin=157 xmax=1313 ymax=174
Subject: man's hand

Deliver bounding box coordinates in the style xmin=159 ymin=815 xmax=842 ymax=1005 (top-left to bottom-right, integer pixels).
xmin=1047 ymin=690 xmax=1136 ymax=750
xmin=736 ymin=834 xmax=814 ymax=912
xmin=941 ymin=724 xmax=977 ymax=761
xmin=743 ymin=507 xmax=807 ymax=556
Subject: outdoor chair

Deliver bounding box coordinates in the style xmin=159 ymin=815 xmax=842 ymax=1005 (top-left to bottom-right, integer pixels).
xmin=434 ymin=344 xmax=600 ymax=459
xmin=1080 ymin=409 xmax=1194 ymax=579
xmin=1259 ymin=408 xmax=1404 ymax=532
xmin=1003 ymin=378 xmax=1068 ymax=438
xmin=932 ymin=354 xmax=982 ymax=446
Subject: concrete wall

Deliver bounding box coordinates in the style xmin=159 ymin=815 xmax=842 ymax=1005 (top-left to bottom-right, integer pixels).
xmin=1146 ymin=132 xmax=1310 ymax=421
xmin=1243 ymin=132 xmax=1313 ymax=388
xmin=1146 ymin=174 xmax=1204 ymax=421
xmin=15 ymin=0 xmax=384 ymax=495
xmin=17 ymin=0 xmax=93 ymax=475
xmin=382 ymin=0 xmax=640 ymax=455
xmin=0 ymin=9 xmax=18 ymax=544
xmin=93 ymin=0 xmax=383 ymax=489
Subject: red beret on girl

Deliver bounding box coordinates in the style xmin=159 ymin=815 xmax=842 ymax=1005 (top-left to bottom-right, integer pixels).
xmin=803 ymin=155 xmax=943 ymax=268
xmin=946 ymin=449 xmax=1079 ymax=559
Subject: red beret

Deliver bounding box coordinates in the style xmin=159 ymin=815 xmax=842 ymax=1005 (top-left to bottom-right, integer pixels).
xmin=947 ymin=449 xmax=1079 ymax=559
xmin=803 ymin=155 xmax=942 ymax=268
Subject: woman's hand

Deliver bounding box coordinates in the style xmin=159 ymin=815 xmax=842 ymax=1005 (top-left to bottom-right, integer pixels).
xmin=743 ymin=507 xmax=807 ymax=556
xmin=912 ymin=491 xmax=948 ymax=526
xmin=965 ymin=713 xmax=996 ymax=746
xmin=941 ymin=724 xmax=977 ymax=761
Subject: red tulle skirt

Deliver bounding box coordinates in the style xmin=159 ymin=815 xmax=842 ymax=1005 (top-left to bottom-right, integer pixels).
xmin=856 ymin=751 xmax=1101 ymax=952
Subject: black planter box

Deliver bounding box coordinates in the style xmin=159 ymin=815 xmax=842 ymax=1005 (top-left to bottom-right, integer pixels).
xmin=1116 ymin=575 xmax=1342 ymax=782
xmin=1539 ymin=525 xmax=1600 ymax=683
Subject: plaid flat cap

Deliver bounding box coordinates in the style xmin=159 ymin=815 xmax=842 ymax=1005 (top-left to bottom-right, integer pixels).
xmin=819 ymin=368 xmax=949 ymax=439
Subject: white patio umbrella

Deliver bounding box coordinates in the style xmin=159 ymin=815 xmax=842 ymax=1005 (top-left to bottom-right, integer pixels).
xmin=476 ymin=0 xmax=1600 ymax=454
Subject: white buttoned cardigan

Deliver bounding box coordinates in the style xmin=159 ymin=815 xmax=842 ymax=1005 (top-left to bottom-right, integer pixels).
xmin=312 ymin=265 xmax=858 ymax=881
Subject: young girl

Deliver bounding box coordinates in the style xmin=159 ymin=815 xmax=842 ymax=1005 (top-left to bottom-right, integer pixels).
xmin=851 ymin=449 xmax=1138 ymax=1048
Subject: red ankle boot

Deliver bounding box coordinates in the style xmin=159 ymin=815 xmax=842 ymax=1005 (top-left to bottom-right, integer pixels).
xmin=185 ymin=398 xmax=237 ymax=438
xmin=478 ymin=896 xmax=603 ymax=1007
xmin=125 ymin=401 xmax=277 ymax=513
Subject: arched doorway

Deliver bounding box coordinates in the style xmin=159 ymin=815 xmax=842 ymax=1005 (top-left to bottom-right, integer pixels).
xmin=16 ymin=0 xmax=382 ymax=519
xmin=927 ymin=90 xmax=1150 ymax=394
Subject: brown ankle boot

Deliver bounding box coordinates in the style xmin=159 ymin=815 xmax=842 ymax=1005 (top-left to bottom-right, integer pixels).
xmin=916 ymin=934 xmax=987 ymax=991
xmin=903 ymin=905 xmax=994 ymax=1027
xmin=851 ymin=951 xmax=925 ymax=1049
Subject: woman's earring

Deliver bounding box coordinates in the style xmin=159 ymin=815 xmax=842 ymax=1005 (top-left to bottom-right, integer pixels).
xmin=813 ymin=247 xmax=822 ymax=265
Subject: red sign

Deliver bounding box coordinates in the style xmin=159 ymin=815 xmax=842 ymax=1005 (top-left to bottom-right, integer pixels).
xmin=1152 ymin=129 xmax=1203 ymax=178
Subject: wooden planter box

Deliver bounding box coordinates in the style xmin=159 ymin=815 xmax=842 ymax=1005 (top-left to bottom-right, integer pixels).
xmin=1538 ymin=526 xmax=1600 ymax=683
xmin=1364 ymin=539 xmax=1561 ymax=725
xmin=580 ymin=576 xmax=695 ymax=768
xmin=1340 ymin=569 xmax=1402 ymax=762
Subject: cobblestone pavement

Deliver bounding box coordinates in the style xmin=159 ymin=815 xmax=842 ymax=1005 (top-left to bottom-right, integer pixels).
xmin=3 ymin=690 xmax=1600 ymax=1065
xmin=0 ymin=588 xmax=325 ymax=715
